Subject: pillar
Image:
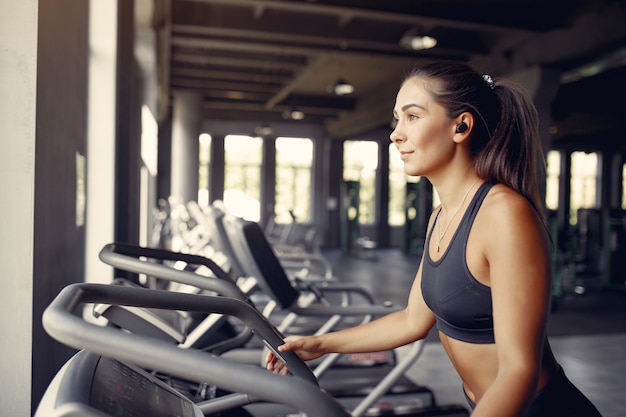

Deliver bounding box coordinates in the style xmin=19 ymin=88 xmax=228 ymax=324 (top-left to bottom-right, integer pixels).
xmin=171 ymin=91 xmax=202 ymax=203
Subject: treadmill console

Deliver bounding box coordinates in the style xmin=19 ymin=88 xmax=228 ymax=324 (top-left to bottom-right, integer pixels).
xmin=36 ymin=350 xmax=203 ymax=417
xmin=91 ymin=356 xmax=196 ymax=417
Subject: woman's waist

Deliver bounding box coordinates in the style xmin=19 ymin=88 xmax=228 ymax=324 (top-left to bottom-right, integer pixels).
xmin=442 ymin=334 xmax=559 ymax=403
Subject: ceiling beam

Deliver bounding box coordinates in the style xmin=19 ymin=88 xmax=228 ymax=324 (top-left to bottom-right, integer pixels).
xmin=183 ymin=0 xmax=537 ymax=34
xmin=172 ymin=24 xmax=487 ymax=57
xmin=170 ymin=34 xmax=474 ymax=64
xmin=170 ymin=52 xmax=306 ymax=72
xmin=477 ymin=1 xmax=626 ymax=76
xmin=171 ymin=78 xmax=279 ymax=93
xmin=170 ymin=67 xmax=290 ymax=84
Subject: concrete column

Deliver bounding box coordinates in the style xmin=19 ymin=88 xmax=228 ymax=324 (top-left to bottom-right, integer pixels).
xmin=261 ymin=136 xmax=276 ymax=227
xmin=171 ymin=91 xmax=202 ymax=203
xmin=209 ymin=133 xmax=225 ymax=203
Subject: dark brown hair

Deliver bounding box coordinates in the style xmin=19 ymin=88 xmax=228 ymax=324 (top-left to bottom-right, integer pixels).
xmin=404 ymin=61 xmax=546 ymax=222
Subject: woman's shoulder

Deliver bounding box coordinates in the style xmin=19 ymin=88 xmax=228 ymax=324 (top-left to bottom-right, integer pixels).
xmin=484 ymin=183 xmax=532 ymax=209
xmin=474 ymin=183 xmax=551 ymax=266
xmin=480 ymin=183 xmax=542 ymax=228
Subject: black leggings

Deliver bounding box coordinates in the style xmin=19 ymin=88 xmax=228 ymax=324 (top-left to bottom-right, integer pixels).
xmin=465 ymin=366 xmax=602 ymax=416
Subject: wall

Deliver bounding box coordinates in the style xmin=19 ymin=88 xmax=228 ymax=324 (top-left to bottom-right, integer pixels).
xmin=0 ymin=0 xmax=38 ymax=415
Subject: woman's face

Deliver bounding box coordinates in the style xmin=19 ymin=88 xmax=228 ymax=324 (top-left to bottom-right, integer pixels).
xmin=390 ymin=78 xmax=457 ymax=177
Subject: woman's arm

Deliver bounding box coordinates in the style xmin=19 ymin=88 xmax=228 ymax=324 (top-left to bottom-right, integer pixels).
xmin=267 ymin=259 xmax=437 ymax=372
xmin=471 ymin=187 xmax=552 ymax=417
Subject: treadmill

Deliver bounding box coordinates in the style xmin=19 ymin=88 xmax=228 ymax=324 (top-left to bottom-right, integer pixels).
xmin=97 ymin=243 xmax=438 ymax=412
xmin=37 ymin=283 xmax=469 ymax=417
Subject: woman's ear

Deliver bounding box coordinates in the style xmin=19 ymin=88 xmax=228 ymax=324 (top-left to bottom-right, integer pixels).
xmin=453 ymin=113 xmax=474 ymax=143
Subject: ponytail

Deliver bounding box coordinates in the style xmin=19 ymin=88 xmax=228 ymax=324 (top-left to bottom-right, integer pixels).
xmin=475 ymin=78 xmax=546 ymax=219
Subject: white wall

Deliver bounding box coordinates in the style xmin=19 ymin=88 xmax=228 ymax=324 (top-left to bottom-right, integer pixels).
xmin=0 ymin=0 xmax=38 ymax=414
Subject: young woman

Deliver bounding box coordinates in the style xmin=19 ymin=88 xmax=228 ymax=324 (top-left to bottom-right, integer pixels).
xmin=266 ymin=61 xmax=602 ymax=417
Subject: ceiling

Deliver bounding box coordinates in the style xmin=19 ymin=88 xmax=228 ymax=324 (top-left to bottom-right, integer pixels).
xmin=153 ymin=0 xmax=626 ymax=143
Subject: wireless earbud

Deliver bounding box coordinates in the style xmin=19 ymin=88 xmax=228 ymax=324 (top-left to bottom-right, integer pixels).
xmin=456 ymin=122 xmax=468 ymax=133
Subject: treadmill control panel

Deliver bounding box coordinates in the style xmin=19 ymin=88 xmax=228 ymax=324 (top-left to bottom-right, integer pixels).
xmin=90 ymin=356 xmax=195 ymax=417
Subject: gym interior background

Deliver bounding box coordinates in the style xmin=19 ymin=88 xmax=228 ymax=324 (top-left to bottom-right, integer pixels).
xmin=2 ymin=1 xmax=626 ymax=415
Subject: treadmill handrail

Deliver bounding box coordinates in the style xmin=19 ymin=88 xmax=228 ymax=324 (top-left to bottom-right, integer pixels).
xmin=42 ymin=283 xmax=353 ymax=416
xmin=100 ymin=243 xmax=402 ymax=318
xmin=99 ymin=243 xmax=247 ymax=301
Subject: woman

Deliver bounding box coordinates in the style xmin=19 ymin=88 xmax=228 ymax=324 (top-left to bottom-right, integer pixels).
xmin=266 ymin=62 xmax=601 ymax=417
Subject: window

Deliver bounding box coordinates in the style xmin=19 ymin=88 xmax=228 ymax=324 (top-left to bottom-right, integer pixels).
xmin=343 ymin=140 xmax=378 ymax=224
xmin=388 ymin=143 xmax=420 ymax=226
xmin=545 ymin=150 xmax=560 ymax=210
xmin=223 ymin=135 xmax=262 ymax=221
xmin=275 ymin=137 xmax=313 ymax=223
xmin=198 ymin=133 xmax=211 ymax=206
xmin=570 ymin=151 xmax=598 ymax=224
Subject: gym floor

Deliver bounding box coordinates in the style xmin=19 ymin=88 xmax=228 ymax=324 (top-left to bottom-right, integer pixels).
xmin=323 ymin=248 xmax=626 ymax=417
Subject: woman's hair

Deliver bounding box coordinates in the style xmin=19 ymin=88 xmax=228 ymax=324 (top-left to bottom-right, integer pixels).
xmin=403 ymin=61 xmax=547 ymax=221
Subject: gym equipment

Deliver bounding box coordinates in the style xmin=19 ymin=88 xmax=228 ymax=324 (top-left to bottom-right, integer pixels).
xmin=98 ymin=242 xmax=398 ymax=368
xmin=605 ymin=210 xmax=626 ymax=291
xmin=402 ymin=181 xmax=433 ymax=256
xmin=186 ymin=200 xmax=249 ymax=280
xmin=197 ymin=201 xmax=334 ymax=280
xmin=98 ymin=242 xmax=387 ymax=340
xmin=37 ymin=283 xmax=469 ymax=417
xmin=184 ymin=213 xmax=445 ymax=410
xmin=217 ymin=211 xmax=375 ymax=314
xmin=341 ymin=180 xmax=361 ymax=254
xmin=96 ymin=243 xmax=468 ymax=416
xmin=36 ymin=283 xmax=347 ymax=417
xmin=98 ymin=243 xmax=410 ymax=377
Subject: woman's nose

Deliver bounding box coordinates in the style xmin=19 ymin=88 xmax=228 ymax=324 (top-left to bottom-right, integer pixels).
xmin=390 ymin=126 xmax=404 ymax=144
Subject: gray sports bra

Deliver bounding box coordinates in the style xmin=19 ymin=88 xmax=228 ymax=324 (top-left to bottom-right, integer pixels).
xmin=421 ymin=182 xmax=495 ymax=344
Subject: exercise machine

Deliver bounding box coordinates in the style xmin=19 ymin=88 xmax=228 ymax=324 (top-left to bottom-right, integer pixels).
xmin=37 ymin=283 xmax=469 ymax=417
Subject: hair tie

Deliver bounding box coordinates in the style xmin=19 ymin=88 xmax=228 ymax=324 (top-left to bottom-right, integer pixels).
xmin=482 ymin=74 xmax=495 ymax=89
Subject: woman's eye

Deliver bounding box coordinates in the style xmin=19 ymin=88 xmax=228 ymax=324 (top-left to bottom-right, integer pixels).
xmin=408 ymin=114 xmax=418 ymax=121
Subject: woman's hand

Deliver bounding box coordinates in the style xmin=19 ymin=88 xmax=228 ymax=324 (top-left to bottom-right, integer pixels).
xmin=265 ymin=335 xmax=325 ymax=374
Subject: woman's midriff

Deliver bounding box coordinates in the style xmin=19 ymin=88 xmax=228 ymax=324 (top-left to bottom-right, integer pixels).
xmin=439 ymin=332 xmax=559 ymax=404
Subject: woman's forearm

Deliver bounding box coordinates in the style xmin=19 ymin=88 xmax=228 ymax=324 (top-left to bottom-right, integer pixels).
xmin=314 ymin=308 xmax=430 ymax=354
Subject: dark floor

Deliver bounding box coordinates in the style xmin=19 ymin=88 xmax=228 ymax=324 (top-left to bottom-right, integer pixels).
xmin=322 ymin=248 xmax=626 ymax=417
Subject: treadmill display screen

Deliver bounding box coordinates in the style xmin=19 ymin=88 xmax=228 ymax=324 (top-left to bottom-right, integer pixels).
xmin=90 ymin=356 xmax=195 ymax=417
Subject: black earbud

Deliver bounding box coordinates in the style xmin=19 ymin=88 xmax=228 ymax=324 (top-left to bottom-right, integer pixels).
xmin=456 ymin=122 xmax=468 ymax=133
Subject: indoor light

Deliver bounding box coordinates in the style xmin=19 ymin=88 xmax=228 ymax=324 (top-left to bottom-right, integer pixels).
xmin=254 ymin=124 xmax=273 ymax=137
xmin=290 ymin=109 xmax=305 ymax=120
xmin=333 ymin=78 xmax=354 ymax=96
xmin=282 ymin=108 xmax=305 ymax=120
xmin=400 ymin=35 xmax=437 ymax=51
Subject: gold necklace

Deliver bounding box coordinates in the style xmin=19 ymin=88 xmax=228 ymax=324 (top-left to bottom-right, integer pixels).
xmin=436 ymin=178 xmax=480 ymax=252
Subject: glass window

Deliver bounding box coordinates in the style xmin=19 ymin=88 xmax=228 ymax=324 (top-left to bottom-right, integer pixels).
xmin=275 ymin=137 xmax=313 ymax=223
xmin=545 ymin=150 xmax=560 ymax=210
xmin=388 ymin=143 xmax=420 ymax=226
xmin=570 ymin=151 xmax=598 ymax=224
xmin=343 ymin=140 xmax=378 ymax=224
xmin=198 ymin=133 xmax=211 ymax=206
xmin=224 ymin=135 xmax=262 ymax=221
